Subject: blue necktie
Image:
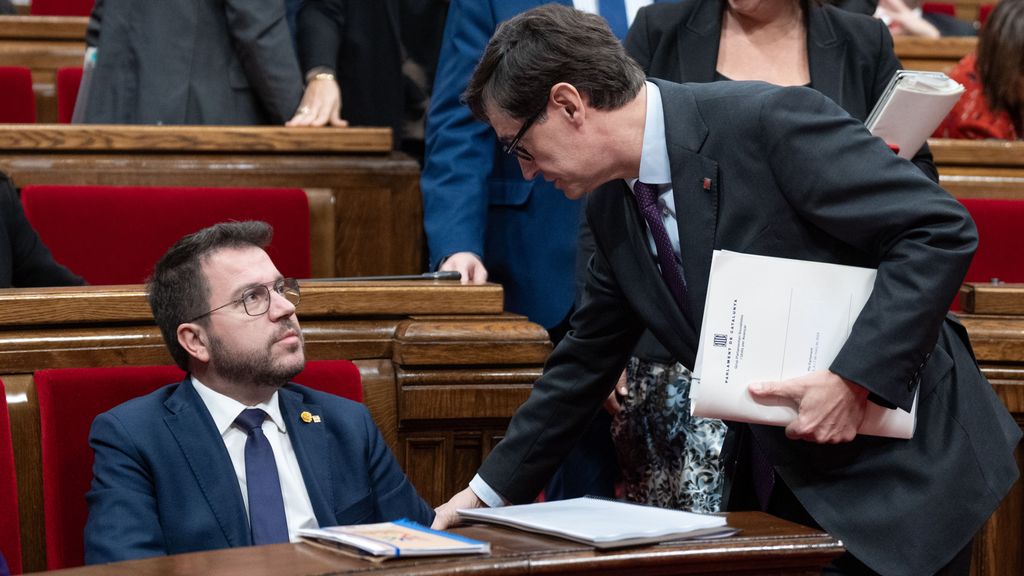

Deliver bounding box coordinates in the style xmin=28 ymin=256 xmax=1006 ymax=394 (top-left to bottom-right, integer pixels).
xmin=633 ymin=181 xmax=688 ymax=313
xmin=599 ymin=0 xmax=629 ymax=40
xmin=235 ymin=408 xmax=290 ymax=545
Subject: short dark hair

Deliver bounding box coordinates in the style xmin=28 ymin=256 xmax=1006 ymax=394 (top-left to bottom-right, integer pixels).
xmin=463 ymin=3 xmax=645 ymax=123
xmin=147 ymin=221 xmax=273 ymax=370
xmin=977 ymin=0 xmax=1024 ymax=134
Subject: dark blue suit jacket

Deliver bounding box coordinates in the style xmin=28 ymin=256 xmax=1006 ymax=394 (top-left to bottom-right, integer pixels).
xmin=421 ymin=0 xmax=672 ymax=330
xmin=84 ymin=379 xmax=432 ymax=564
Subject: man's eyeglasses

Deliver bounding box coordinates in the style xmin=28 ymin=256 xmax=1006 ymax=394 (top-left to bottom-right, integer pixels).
xmin=188 ymin=278 xmax=300 ymax=322
xmin=502 ymin=111 xmax=540 ymax=161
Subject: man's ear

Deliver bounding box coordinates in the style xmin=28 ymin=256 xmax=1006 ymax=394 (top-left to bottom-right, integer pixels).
xmin=550 ymin=82 xmax=585 ymax=123
xmin=177 ymin=322 xmax=211 ymax=364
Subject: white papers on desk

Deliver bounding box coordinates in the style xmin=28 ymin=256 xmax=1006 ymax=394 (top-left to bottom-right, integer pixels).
xmin=458 ymin=497 xmax=735 ymax=549
xmin=865 ymin=69 xmax=964 ymax=159
xmin=691 ymin=251 xmax=917 ymax=439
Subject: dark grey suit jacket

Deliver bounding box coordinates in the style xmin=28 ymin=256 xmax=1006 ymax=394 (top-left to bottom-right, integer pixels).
xmin=83 ymin=0 xmax=303 ymax=124
xmin=479 ymin=79 xmax=1020 ymax=576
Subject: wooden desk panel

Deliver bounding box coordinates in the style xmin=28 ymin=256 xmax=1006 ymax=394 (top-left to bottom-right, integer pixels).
xmin=0 ymin=126 xmax=423 ymax=278
xmin=0 ymin=16 xmax=88 ymax=123
xmin=22 ymin=512 xmax=844 ymax=576
xmin=893 ymin=37 xmax=975 ymax=73
xmin=2 ymin=281 xmax=548 ymax=572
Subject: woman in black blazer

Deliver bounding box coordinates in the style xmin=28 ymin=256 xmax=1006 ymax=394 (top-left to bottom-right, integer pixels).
xmin=593 ymin=0 xmax=939 ymax=515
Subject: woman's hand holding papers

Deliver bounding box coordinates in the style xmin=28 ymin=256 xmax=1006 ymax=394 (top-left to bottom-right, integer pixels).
xmin=432 ymin=486 xmax=485 ymax=530
xmin=749 ymin=370 xmax=870 ymax=443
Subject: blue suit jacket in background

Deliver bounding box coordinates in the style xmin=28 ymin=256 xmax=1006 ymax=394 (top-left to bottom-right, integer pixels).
xmin=421 ymin=0 xmax=672 ymax=330
xmin=85 ymin=379 xmax=432 ymax=564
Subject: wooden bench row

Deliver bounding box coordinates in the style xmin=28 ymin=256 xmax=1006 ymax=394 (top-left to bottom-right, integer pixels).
xmin=0 ymin=16 xmax=979 ymax=122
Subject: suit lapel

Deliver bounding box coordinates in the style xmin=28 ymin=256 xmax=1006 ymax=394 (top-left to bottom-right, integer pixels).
xmin=163 ymin=379 xmax=251 ymax=547
xmin=677 ymin=0 xmax=721 ymax=82
xmin=652 ymin=80 xmax=719 ymax=365
xmin=806 ymin=5 xmax=845 ymax=106
xmin=278 ymin=386 xmax=336 ymax=527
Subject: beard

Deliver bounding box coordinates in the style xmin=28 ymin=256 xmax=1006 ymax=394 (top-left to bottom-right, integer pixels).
xmin=207 ymin=322 xmax=306 ymax=389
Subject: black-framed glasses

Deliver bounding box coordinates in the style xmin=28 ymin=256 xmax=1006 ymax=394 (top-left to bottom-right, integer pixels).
xmin=188 ymin=278 xmax=300 ymax=322
xmin=502 ymin=111 xmax=541 ymax=161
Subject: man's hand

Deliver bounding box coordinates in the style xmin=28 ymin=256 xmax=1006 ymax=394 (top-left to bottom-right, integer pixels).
xmin=602 ymin=369 xmax=629 ymax=415
xmin=441 ymin=252 xmax=489 ymax=284
xmin=286 ymin=76 xmax=347 ymax=127
xmin=432 ymin=486 xmax=485 ymax=530
xmin=748 ymin=370 xmax=870 ymax=443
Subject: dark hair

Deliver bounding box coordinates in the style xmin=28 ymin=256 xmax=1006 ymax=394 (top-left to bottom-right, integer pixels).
xmin=147 ymin=221 xmax=273 ymax=370
xmin=977 ymin=0 xmax=1024 ymax=134
xmin=463 ymin=3 xmax=645 ymax=122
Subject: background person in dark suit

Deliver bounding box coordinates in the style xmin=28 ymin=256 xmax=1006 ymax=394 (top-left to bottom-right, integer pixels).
xmin=432 ymin=6 xmax=1020 ymax=576
xmin=82 ymin=0 xmax=303 ymax=124
xmin=0 ymin=173 xmax=84 ymax=288
xmin=85 ymin=221 xmax=432 ymax=564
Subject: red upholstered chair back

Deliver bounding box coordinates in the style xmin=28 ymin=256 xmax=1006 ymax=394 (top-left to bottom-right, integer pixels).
xmin=34 ymin=360 xmax=361 ymax=569
xmin=0 ymin=379 xmax=23 ymax=575
xmin=36 ymin=365 xmax=185 ymax=570
xmin=56 ymin=67 xmax=83 ymax=124
xmin=921 ymin=2 xmax=957 ymax=16
xmin=979 ymin=3 xmax=994 ymax=25
xmin=20 ymin=186 xmax=311 ymax=285
xmin=960 ymin=198 xmax=1024 ymax=285
xmin=29 ymin=0 xmax=95 ymax=16
xmin=0 ymin=67 xmax=36 ymax=124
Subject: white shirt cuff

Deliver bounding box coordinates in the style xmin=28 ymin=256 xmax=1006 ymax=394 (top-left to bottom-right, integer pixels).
xmin=469 ymin=474 xmax=506 ymax=508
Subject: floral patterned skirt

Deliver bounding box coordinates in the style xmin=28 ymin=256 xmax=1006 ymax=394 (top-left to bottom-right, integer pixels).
xmin=610 ymin=357 xmax=727 ymax=513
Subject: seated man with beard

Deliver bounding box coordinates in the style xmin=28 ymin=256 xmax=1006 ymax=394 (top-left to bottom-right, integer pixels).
xmin=84 ymin=221 xmax=432 ymax=564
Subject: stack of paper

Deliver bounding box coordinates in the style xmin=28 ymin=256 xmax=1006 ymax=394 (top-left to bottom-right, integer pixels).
xmin=458 ymin=497 xmax=734 ymax=549
xmin=866 ymin=69 xmax=964 ymax=159
xmin=298 ymin=518 xmax=489 ymax=560
xmin=691 ymin=251 xmax=917 ymax=439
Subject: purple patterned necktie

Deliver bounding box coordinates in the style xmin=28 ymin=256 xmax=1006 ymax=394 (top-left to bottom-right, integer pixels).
xmin=633 ymin=181 xmax=687 ymax=313
xmin=235 ymin=408 xmax=290 ymax=545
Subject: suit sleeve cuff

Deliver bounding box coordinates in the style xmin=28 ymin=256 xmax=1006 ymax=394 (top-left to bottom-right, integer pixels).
xmin=469 ymin=474 xmax=506 ymax=508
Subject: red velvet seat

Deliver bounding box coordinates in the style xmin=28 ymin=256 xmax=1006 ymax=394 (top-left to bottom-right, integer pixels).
xmin=35 ymin=360 xmax=362 ymax=569
xmin=29 ymin=0 xmax=95 ymax=17
xmin=56 ymin=67 xmax=83 ymax=124
xmin=921 ymin=2 xmax=957 ymax=16
xmin=1 ymin=379 xmax=23 ymax=575
xmin=959 ymin=198 xmax=1024 ymax=286
xmin=0 ymin=67 xmax=36 ymax=124
xmin=20 ymin=185 xmax=311 ymax=285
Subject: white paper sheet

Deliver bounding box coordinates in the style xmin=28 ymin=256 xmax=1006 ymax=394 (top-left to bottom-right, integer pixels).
xmin=691 ymin=251 xmax=917 ymax=439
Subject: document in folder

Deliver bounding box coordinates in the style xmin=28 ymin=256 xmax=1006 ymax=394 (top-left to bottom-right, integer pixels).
xmin=691 ymin=251 xmax=917 ymax=439
xmin=865 ymin=69 xmax=964 ymax=160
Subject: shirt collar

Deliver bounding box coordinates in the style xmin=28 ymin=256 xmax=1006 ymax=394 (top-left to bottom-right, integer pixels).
xmin=191 ymin=375 xmax=286 ymax=436
xmin=635 ymin=80 xmax=672 ymax=187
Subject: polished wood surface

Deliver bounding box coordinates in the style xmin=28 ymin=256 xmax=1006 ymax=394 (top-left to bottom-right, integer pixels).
xmin=955 ymin=285 xmax=1024 ymax=576
xmin=0 ymin=126 xmax=424 ymax=277
xmin=931 ymin=139 xmax=1024 ymax=202
xmin=0 ymin=15 xmax=87 ymax=123
xmin=24 ymin=512 xmax=844 ymax=576
xmin=893 ymin=36 xmax=975 ymax=73
xmin=2 ymin=281 xmax=549 ymax=572
xmin=0 ymin=124 xmax=392 ymax=152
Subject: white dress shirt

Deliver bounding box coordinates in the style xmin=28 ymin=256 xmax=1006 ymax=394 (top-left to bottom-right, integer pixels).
xmin=192 ymin=376 xmax=319 ymax=542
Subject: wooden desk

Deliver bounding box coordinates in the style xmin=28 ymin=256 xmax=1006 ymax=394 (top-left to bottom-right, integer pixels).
xmin=23 ymin=512 xmax=844 ymax=576
xmin=893 ymin=36 xmax=974 ymax=73
xmin=956 ymin=284 xmax=1024 ymax=576
xmin=930 ymin=139 xmax=1024 ymax=201
xmin=0 ymin=15 xmax=88 ymax=123
xmin=0 ymin=125 xmax=424 ymax=277
xmin=2 ymin=281 xmax=549 ymax=572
